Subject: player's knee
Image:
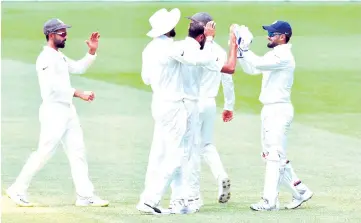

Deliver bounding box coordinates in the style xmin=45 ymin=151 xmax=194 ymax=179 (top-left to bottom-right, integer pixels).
xmin=264 ymin=150 xmax=281 ymax=162
xmin=37 ymin=136 xmax=62 ymax=156
xmin=33 ymin=146 xmax=56 ymax=161
xmin=262 ymin=150 xmax=287 ymax=175
xmin=262 ymin=146 xmax=286 ymax=161
xmin=67 ymin=141 xmax=85 ymax=152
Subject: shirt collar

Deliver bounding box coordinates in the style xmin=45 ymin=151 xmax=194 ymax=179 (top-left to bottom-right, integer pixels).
xmin=185 ymin=36 xmax=201 ymax=49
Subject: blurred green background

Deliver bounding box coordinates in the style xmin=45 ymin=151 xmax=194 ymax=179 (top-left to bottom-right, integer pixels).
xmin=2 ymin=1 xmax=361 ymax=136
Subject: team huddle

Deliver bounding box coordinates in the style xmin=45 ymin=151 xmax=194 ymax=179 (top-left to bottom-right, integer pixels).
xmin=5 ymin=7 xmax=313 ymax=215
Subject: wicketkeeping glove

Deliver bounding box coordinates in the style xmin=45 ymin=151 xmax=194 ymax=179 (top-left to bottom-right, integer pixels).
xmin=233 ymin=25 xmax=254 ymax=57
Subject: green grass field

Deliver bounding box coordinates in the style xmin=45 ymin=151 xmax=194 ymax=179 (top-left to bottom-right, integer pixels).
xmin=1 ymin=1 xmax=361 ymax=223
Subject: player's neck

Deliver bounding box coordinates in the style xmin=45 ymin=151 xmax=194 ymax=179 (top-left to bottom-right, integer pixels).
xmin=47 ymin=42 xmax=59 ymax=51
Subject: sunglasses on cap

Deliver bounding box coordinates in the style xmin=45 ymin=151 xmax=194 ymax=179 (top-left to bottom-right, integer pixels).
xmin=52 ymin=31 xmax=67 ymax=37
xmin=268 ymin=31 xmax=283 ymax=37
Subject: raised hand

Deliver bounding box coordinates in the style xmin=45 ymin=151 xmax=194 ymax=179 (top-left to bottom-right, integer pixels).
xmin=204 ymin=21 xmax=216 ymax=38
xmin=234 ymin=25 xmax=253 ymax=51
xmin=86 ymin=32 xmax=100 ymax=54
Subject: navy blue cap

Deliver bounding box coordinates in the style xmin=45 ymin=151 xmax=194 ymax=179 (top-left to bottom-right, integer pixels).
xmin=262 ymin=20 xmax=292 ymax=37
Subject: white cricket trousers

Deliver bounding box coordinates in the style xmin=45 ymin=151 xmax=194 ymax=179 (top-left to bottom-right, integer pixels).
xmin=141 ymin=98 xmax=199 ymax=206
xmin=260 ymin=102 xmax=302 ymax=206
xmin=143 ymin=122 xmax=164 ymax=190
xmin=261 ymin=103 xmax=293 ymax=161
xmin=187 ymin=97 xmax=228 ymax=199
xmin=139 ymin=97 xmax=166 ymax=203
xmin=10 ymin=102 xmax=94 ymax=197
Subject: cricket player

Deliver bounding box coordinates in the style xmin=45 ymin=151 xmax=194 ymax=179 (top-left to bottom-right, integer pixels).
xmin=167 ymin=18 xmax=238 ymax=212
xmin=137 ymin=8 xmax=181 ymax=214
xmin=6 ymin=18 xmax=109 ymax=207
xmin=234 ymin=21 xmax=313 ymax=211
xmin=182 ymin=12 xmax=235 ymax=210
xmin=167 ymin=21 xmax=237 ymax=212
xmin=138 ymin=12 xmax=238 ymax=215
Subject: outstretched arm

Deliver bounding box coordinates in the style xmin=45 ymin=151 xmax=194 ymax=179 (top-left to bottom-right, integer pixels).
xmin=237 ymin=51 xmax=262 ymax=75
xmin=167 ymin=22 xmax=219 ymax=67
xmin=221 ymin=28 xmax=238 ymax=74
xmin=242 ymin=50 xmax=289 ymax=71
xmin=168 ymin=21 xmax=226 ymax=70
xmin=66 ymin=53 xmax=97 ymax=75
xmin=67 ymin=32 xmax=100 ymax=74
xmin=234 ymin=25 xmax=289 ymax=74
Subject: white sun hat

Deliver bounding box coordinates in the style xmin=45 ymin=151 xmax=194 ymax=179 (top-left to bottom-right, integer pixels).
xmin=146 ymin=8 xmax=181 ymax=38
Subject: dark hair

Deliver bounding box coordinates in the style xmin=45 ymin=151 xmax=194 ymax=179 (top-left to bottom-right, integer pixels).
xmin=45 ymin=34 xmax=49 ymax=41
xmin=285 ymin=35 xmax=290 ymax=43
xmin=188 ymin=22 xmax=204 ymax=39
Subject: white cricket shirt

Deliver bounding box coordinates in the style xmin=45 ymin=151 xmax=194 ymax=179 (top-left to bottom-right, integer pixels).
xmin=237 ymin=44 xmax=295 ymax=105
xmin=199 ymin=41 xmax=235 ymax=111
xmin=141 ymin=35 xmax=178 ymax=100
xmin=35 ymin=46 xmax=96 ymax=105
xmin=141 ymin=36 xmax=224 ymax=101
xmin=175 ymin=37 xmax=225 ymax=101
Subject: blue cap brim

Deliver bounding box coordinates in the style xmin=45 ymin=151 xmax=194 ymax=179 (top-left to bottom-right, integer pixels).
xmin=262 ymin=25 xmax=277 ymax=32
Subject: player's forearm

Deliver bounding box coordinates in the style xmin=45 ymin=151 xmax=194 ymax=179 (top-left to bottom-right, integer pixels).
xmin=73 ymin=89 xmax=83 ymax=98
xmin=243 ymin=51 xmax=287 ymax=71
xmin=224 ymin=91 xmax=235 ymax=110
xmin=68 ymin=53 xmax=97 ymax=75
xmin=223 ymin=85 xmax=235 ymax=111
xmin=223 ymin=102 xmax=234 ymax=111
xmin=237 ymin=57 xmax=261 ymax=75
xmin=221 ymin=43 xmax=237 ymax=74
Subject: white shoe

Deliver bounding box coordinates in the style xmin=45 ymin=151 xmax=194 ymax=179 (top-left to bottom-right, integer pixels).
xmin=6 ymin=188 xmax=34 ymax=207
xmin=75 ymin=195 xmax=109 ymax=207
xmin=218 ymin=178 xmax=231 ymax=203
xmin=177 ymin=197 xmax=203 ymax=212
xmin=137 ymin=202 xmax=170 ymax=215
xmin=186 ymin=197 xmax=203 ymax=212
xmin=170 ymin=199 xmax=198 ymax=214
xmin=250 ymin=198 xmax=279 ymax=211
xmin=285 ymin=188 xmax=313 ymax=209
